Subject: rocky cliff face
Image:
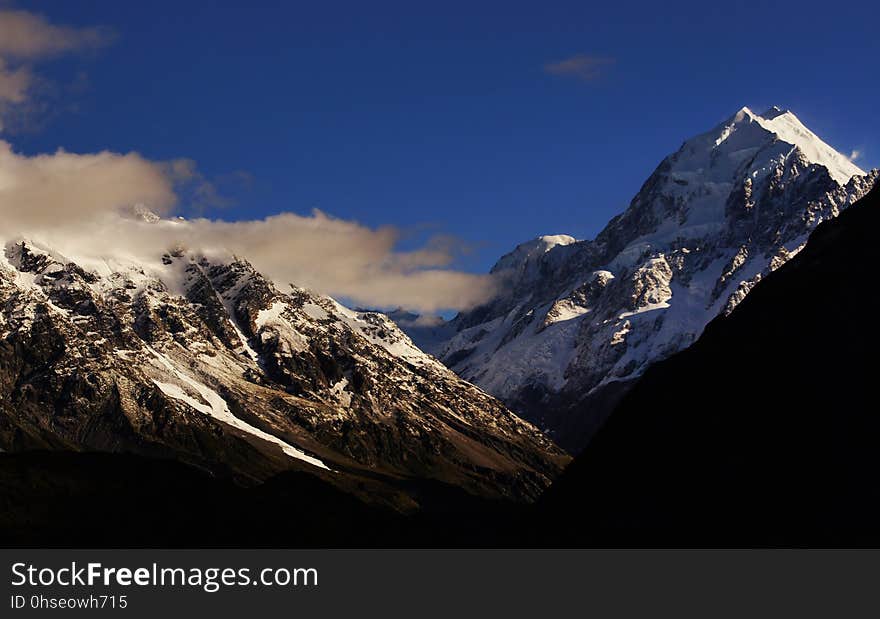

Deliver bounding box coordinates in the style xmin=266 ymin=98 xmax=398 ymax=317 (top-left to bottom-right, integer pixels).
xmin=412 ymin=107 xmax=877 ymax=450
xmin=0 ymin=239 xmax=567 ymax=503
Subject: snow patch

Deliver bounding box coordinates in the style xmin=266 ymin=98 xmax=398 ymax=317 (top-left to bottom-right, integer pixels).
xmin=302 ymin=303 xmax=329 ymax=321
xmin=147 ymin=346 xmax=329 ymax=470
xmin=329 ymin=377 xmax=352 ymax=408
xmin=256 ymin=301 xmax=287 ymax=329
xmin=618 ymin=301 xmax=671 ymax=320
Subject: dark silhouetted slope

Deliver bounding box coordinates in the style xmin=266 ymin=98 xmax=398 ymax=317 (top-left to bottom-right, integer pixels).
xmin=542 ymin=182 xmax=880 ymax=546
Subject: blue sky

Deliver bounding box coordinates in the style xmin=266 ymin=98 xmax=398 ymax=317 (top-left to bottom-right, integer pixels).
xmin=11 ymin=0 xmax=880 ymax=276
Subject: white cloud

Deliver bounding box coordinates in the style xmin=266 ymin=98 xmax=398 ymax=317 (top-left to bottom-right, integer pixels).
xmin=0 ymin=140 xmax=177 ymax=227
xmin=849 ymin=149 xmax=862 ymax=162
xmin=0 ymin=142 xmax=496 ymax=312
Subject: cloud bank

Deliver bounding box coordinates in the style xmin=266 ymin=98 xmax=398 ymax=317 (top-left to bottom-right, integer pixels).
xmin=0 ymin=140 xmax=496 ymax=312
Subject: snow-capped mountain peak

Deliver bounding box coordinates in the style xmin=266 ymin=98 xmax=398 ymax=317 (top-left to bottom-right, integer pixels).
xmin=537 ymin=234 xmax=577 ymax=248
xmin=119 ymin=203 xmax=163 ymax=223
xmin=489 ymin=234 xmax=578 ymax=293
xmin=410 ymin=107 xmax=877 ymax=451
xmin=603 ymin=105 xmax=867 ymax=259
xmin=491 ymin=234 xmax=576 ymax=273
xmin=710 ymin=105 xmax=863 ymax=184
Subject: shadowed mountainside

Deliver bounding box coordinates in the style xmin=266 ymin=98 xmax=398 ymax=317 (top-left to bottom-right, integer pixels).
xmin=541 ymin=182 xmax=880 ymax=546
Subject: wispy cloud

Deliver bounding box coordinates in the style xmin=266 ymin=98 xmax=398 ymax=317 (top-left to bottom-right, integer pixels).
xmin=0 ymin=9 xmax=114 ymax=59
xmin=849 ymin=149 xmax=862 ymax=162
xmin=0 ymin=59 xmax=28 ymax=102
xmin=0 ymin=8 xmax=115 ymax=131
xmin=544 ymin=54 xmax=614 ymax=82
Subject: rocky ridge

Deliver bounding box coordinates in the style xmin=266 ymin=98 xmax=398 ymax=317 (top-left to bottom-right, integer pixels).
xmin=0 ymin=238 xmax=567 ymax=503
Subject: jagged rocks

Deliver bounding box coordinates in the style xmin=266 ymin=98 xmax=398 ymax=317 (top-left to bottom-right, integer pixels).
xmin=0 ymin=241 xmax=568 ymax=503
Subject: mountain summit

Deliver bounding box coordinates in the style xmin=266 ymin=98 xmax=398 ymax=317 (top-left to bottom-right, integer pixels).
xmin=710 ymin=106 xmax=863 ymax=184
xmin=411 ymin=106 xmax=877 ymax=450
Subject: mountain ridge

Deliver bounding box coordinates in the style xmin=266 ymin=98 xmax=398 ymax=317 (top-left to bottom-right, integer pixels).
xmin=402 ymin=106 xmax=877 ymax=450
xmin=0 ymin=239 xmax=568 ymax=504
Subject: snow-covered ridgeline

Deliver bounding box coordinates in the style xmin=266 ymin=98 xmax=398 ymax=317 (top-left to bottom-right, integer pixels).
xmin=408 ymin=106 xmax=877 ymax=446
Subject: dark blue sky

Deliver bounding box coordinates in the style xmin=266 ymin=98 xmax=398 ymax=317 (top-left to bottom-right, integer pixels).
xmin=15 ymin=0 xmax=879 ymax=273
